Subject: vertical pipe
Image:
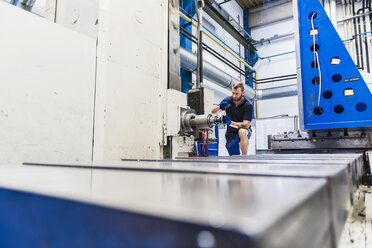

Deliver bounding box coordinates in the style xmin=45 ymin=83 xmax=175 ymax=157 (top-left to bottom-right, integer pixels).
xmin=195 ymin=0 xmax=204 ymax=89
xmin=323 ymin=0 xmax=331 ymax=17
xmin=330 ymin=0 xmax=337 ymax=27
xmin=369 ymin=0 xmax=372 ymax=36
xmin=362 ymin=0 xmax=370 ymax=72
xmin=238 ymin=15 xmax=242 ymax=82
xmin=345 ymin=0 xmax=353 ymax=59
xmin=342 ymin=1 xmax=348 ymax=50
xmin=348 ymin=0 xmax=355 ymax=62
xmin=357 ymin=6 xmax=365 ymax=70
xmin=344 ymin=1 xmax=351 ymax=61
xmin=352 ymin=0 xmax=361 ymax=68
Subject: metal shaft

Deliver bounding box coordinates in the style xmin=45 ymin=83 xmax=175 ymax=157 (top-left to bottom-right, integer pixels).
xmin=181 ymin=109 xmax=223 ymax=136
xmin=189 ymin=114 xmax=221 ymax=129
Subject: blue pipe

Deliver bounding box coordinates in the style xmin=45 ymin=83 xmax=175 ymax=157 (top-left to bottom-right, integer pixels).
xmin=260 ymin=51 xmax=295 ymax=60
xmin=342 ymin=30 xmax=372 ymax=42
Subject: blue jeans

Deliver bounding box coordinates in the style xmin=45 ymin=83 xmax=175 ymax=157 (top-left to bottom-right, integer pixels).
xmin=225 ymin=129 xmax=252 ymax=156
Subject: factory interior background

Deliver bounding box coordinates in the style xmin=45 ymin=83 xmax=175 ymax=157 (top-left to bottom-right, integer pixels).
xmin=0 ymin=0 xmax=372 ymax=247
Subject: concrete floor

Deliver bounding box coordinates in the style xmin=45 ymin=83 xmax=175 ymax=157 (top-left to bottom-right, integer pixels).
xmin=338 ymin=186 xmax=372 ymax=248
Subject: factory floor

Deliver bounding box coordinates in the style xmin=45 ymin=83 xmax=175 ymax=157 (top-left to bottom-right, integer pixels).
xmin=338 ymin=186 xmax=372 ymax=247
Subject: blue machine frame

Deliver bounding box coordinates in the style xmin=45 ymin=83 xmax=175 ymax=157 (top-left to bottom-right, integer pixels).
xmin=295 ymin=0 xmax=372 ymax=130
xmin=180 ymin=0 xmax=195 ymax=93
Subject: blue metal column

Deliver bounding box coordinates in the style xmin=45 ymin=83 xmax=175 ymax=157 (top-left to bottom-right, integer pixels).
xmin=243 ymin=9 xmax=258 ymax=116
xmin=297 ymin=0 xmax=372 ymax=129
xmin=180 ymin=0 xmax=195 ymax=93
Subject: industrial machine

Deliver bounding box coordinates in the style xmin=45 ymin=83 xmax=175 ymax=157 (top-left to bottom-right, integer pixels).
xmin=1 ymin=1 xmax=372 ymax=247
xmin=269 ymin=0 xmax=372 ymax=167
xmin=166 ymin=0 xmax=228 ymax=158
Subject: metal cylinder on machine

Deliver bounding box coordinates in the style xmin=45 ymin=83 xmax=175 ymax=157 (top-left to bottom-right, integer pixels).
xmin=181 ymin=108 xmax=223 ymax=136
xmin=189 ymin=114 xmax=222 ymax=128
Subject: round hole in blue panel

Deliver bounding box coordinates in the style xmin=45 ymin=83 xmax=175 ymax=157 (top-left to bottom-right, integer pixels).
xmin=332 ymin=73 xmax=342 ymax=82
xmin=334 ymin=105 xmax=344 ymax=114
xmin=323 ymin=90 xmax=332 ymax=99
xmin=308 ymin=12 xmax=318 ymax=20
xmin=356 ymin=102 xmax=367 ymax=112
xmin=314 ymin=106 xmax=323 ymax=115
xmin=310 ymin=44 xmax=319 ymax=52
xmin=311 ymin=60 xmax=320 ymax=68
xmin=312 ymin=77 xmax=320 ymax=85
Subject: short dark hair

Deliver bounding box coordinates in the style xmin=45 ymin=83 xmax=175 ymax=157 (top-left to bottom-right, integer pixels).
xmin=232 ymin=82 xmax=245 ymax=92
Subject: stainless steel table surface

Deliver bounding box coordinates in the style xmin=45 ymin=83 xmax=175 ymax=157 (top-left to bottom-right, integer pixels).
xmin=24 ymin=160 xmax=352 ymax=246
xmin=120 ymin=157 xmax=358 ymax=196
xmin=0 ymin=164 xmax=331 ymax=248
xmin=176 ymin=154 xmax=364 ymax=184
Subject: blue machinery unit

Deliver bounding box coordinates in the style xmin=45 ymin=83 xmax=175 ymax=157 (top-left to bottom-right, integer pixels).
xmin=295 ymin=0 xmax=372 ymax=130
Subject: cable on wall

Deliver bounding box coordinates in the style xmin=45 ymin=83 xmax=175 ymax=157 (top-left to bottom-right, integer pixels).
xmin=311 ymin=12 xmax=322 ymax=108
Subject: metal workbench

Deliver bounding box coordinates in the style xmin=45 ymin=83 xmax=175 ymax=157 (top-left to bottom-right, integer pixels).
xmin=24 ymin=159 xmax=355 ymax=247
xmin=177 ymin=154 xmax=364 ymax=182
xmin=0 ymin=164 xmax=333 ymax=248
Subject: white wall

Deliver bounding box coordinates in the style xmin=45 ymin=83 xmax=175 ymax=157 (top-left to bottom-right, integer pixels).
xmin=0 ymin=0 xmax=101 ymax=39
xmin=0 ymin=2 xmax=96 ymax=165
xmin=251 ymin=17 xmax=298 ymax=118
xmin=93 ymin=0 xmax=169 ymax=161
xmin=55 ymin=0 xmax=99 ymax=39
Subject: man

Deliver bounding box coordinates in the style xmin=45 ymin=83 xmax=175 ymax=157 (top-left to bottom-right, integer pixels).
xmin=211 ymin=82 xmax=253 ymax=156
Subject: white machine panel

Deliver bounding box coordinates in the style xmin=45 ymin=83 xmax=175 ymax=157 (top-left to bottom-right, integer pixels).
xmin=93 ymin=0 xmax=169 ymax=161
xmin=0 ymin=2 xmax=96 ymax=165
xmin=55 ymin=0 xmax=100 ymax=39
xmin=166 ymin=89 xmax=187 ymax=137
xmin=255 ymin=116 xmax=298 ymax=150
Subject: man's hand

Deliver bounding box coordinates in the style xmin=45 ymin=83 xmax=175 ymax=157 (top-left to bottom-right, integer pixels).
xmin=219 ymin=101 xmax=230 ymax=110
xmin=223 ymin=116 xmax=231 ymax=126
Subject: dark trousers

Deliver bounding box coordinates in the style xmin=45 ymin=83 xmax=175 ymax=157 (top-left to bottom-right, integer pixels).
xmin=225 ymin=129 xmax=252 ymax=156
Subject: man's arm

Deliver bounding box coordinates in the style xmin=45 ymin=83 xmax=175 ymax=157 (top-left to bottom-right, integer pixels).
xmin=211 ymin=99 xmax=230 ymax=114
xmin=231 ymin=102 xmax=253 ymax=129
xmin=211 ymin=106 xmax=220 ymax=114
xmin=230 ymin=120 xmax=251 ymax=129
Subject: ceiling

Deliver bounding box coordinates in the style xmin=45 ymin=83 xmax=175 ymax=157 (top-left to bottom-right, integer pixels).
xmin=235 ymin=0 xmax=266 ymax=9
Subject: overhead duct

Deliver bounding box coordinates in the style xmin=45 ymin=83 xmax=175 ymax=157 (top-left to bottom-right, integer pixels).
xmin=180 ymin=47 xmax=298 ymax=101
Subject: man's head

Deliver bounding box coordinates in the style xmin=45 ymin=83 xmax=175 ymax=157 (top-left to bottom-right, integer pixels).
xmin=232 ymin=82 xmax=245 ymax=101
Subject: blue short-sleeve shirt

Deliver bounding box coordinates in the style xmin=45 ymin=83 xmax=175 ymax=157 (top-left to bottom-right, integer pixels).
xmin=220 ymin=96 xmax=253 ymax=137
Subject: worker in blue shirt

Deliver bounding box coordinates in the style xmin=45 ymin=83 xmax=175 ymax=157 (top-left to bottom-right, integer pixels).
xmin=212 ymin=82 xmax=253 ymax=156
